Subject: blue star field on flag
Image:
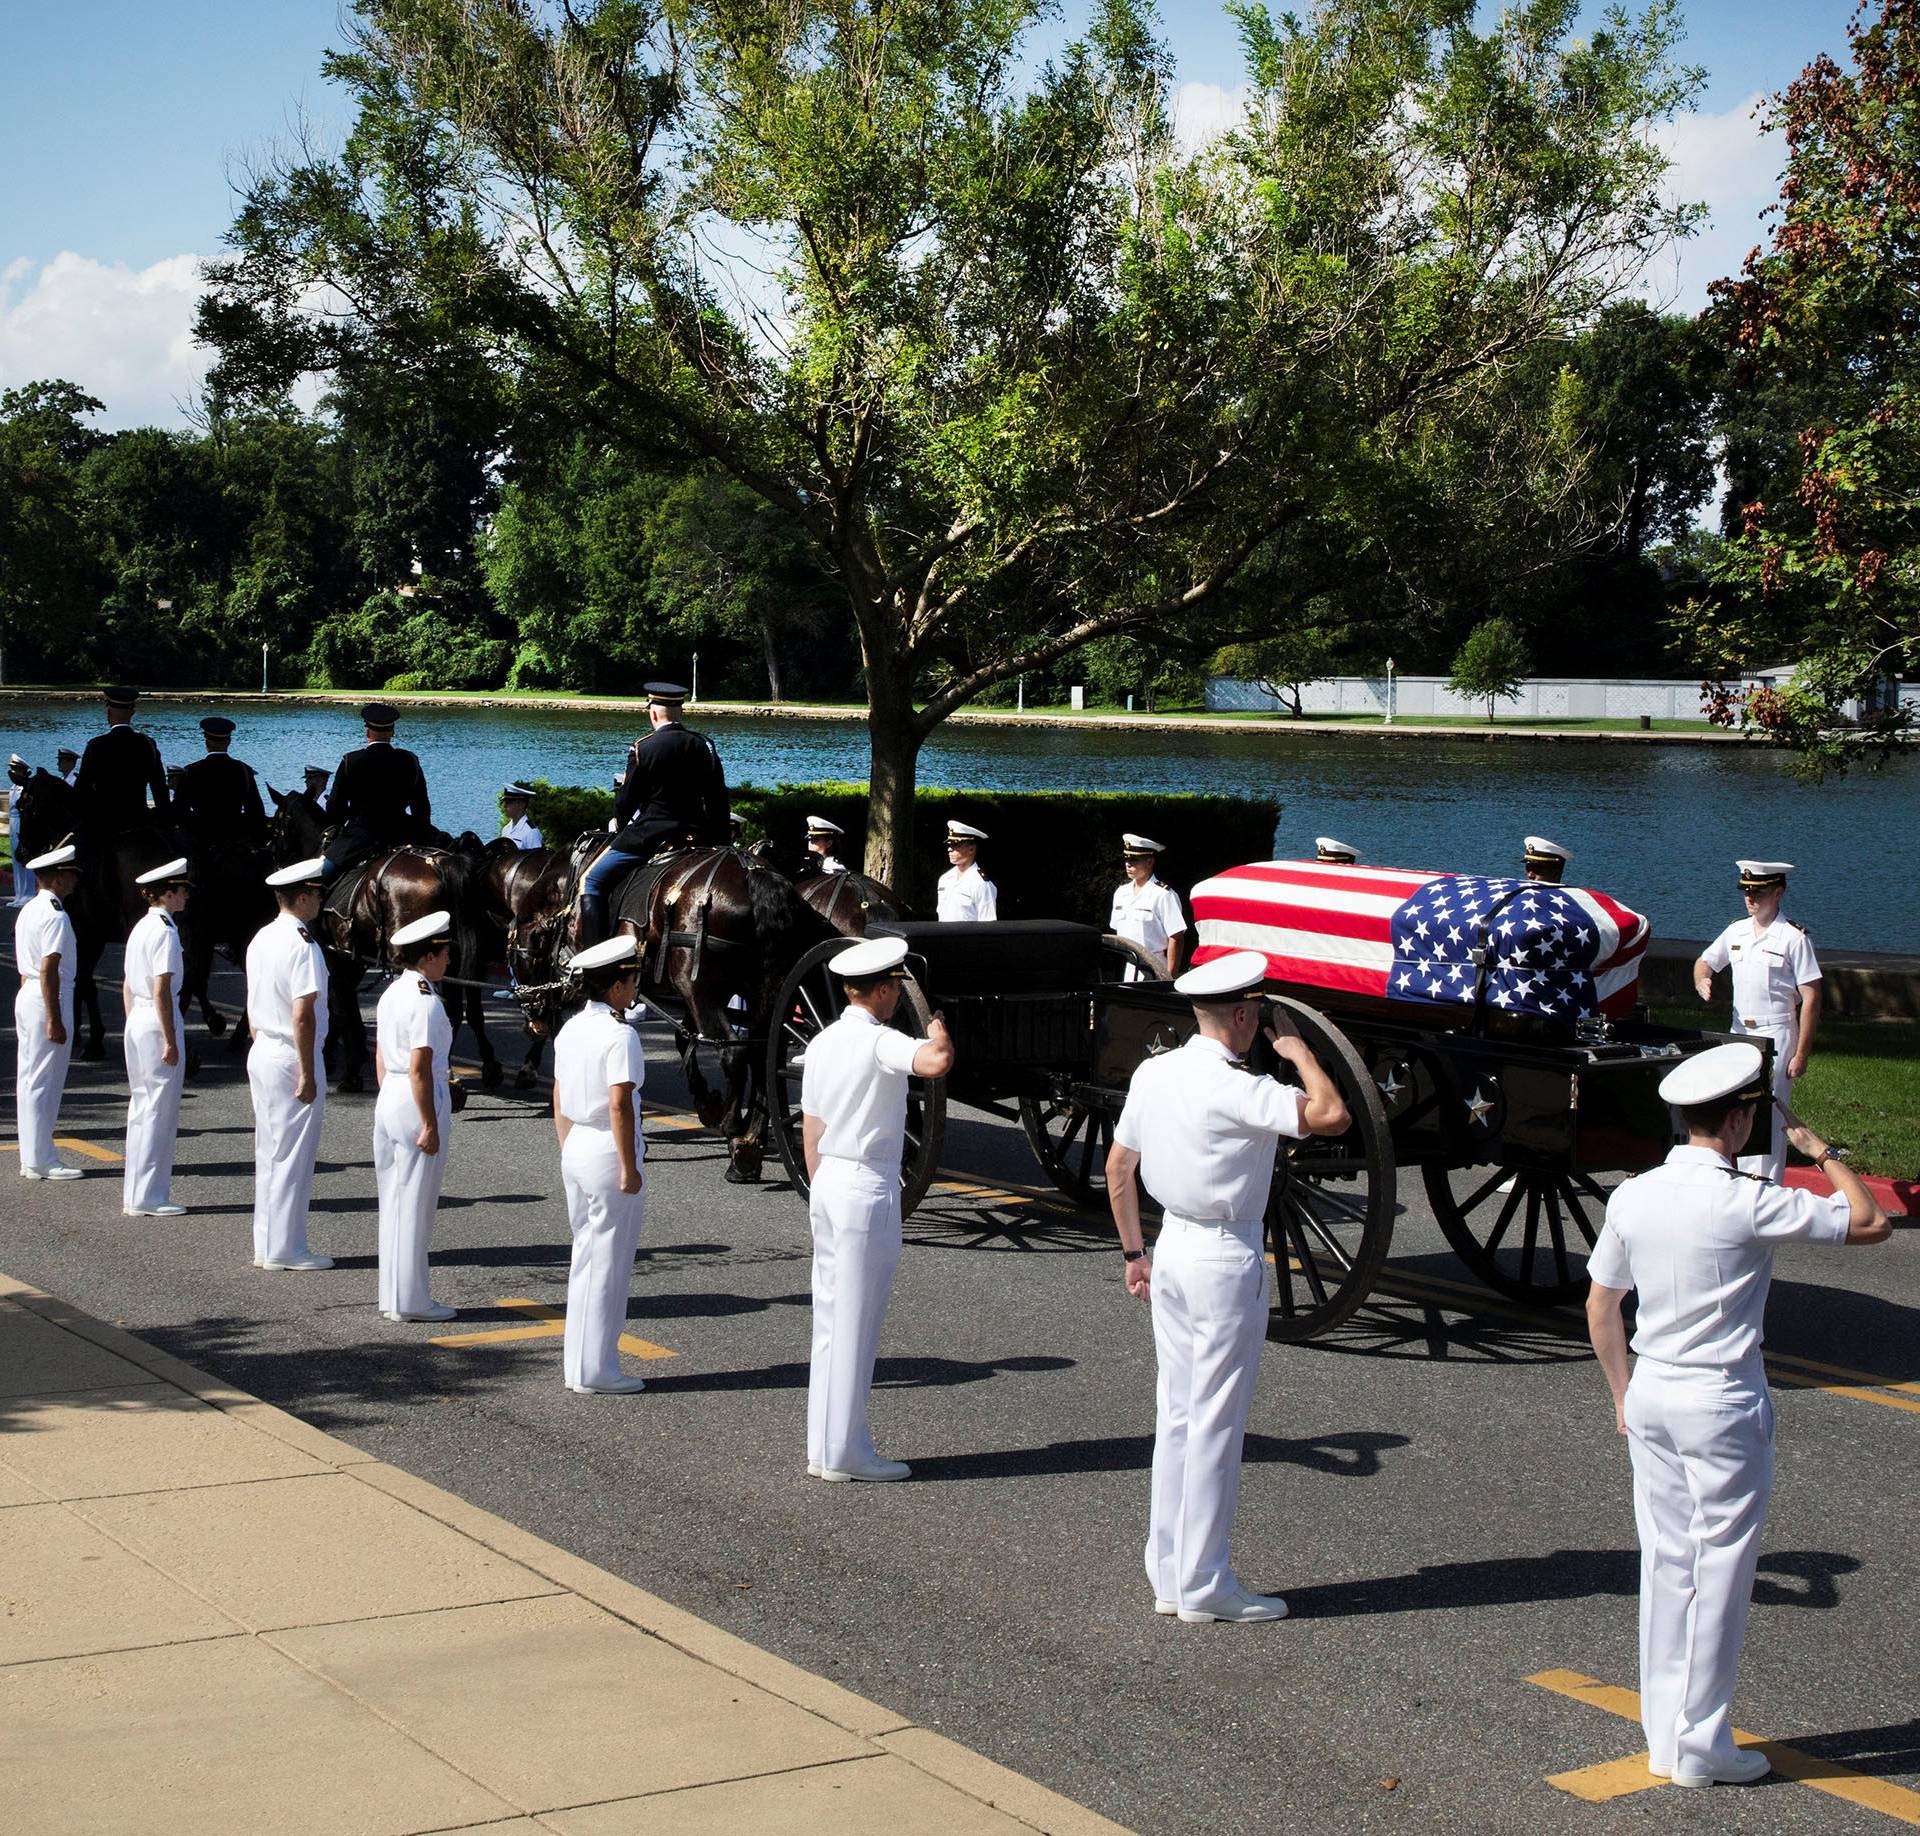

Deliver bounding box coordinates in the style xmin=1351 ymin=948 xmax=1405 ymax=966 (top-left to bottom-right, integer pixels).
xmin=1385 ymin=876 xmax=1601 ymax=1021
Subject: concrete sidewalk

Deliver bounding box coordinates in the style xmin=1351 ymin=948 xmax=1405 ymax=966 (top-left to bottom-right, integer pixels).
xmin=0 ymin=1271 xmax=1131 ymax=1836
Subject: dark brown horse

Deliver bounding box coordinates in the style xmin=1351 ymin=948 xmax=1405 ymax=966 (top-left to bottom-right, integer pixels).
xmin=794 ymin=867 xmax=909 ymax=935
xmin=512 ymin=840 xmax=832 ymax=1180
xmin=267 ymin=791 xmax=499 ymax=1092
xmin=478 ymin=841 xmax=570 ymax=1088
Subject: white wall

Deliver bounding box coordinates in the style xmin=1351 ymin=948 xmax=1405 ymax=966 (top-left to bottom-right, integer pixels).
xmin=1206 ymin=675 xmax=1783 ymax=722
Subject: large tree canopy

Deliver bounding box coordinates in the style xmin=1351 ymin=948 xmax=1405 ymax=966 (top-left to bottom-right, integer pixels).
xmin=200 ymin=0 xmax=1702 ymax=882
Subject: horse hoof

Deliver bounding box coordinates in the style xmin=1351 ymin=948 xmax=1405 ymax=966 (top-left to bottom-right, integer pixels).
xmin=479 ymin=1061 xmax=503 ymax=1090
xmin=205 ymin=1013 xmax=227 ymax=1038
xmin=724 ymin=1161 xmax=761 ymax=1185
xmin=514 ymin=1069 xmax=539 ymax=1091
xmin=695 ymin=1093 xmax=730 ymax=1129
xmin=80 ymin=1042 xmax=106 ymax=1063
xmin=335 ymin=1074 xmax=364 ymax=1096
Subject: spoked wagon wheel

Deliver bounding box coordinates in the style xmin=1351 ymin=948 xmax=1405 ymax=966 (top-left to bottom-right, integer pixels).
xmin=1423 ymin=1162 xmax=1616 ymax=1307
xmin=1263 ymin=998 xmax=1397 ymax=1343
xmin=765 ymin=937 xmax=947 ymax=1215
xmin=1017 ymin=934 xmax=1170 ymax=1206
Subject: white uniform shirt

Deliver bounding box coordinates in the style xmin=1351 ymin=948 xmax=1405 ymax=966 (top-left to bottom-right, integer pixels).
xmin=376 ymin=974 xmax=453 ymax=1079
xmin=125 ymin=909 xmax=184 ymax=1011
xmin=813 ymin=850 xmax=848 ymax=876
xmin=245 ymin=911 xmax=330 ymax=1051
xmin=554 ymin=1002 xmax=647 ymax=1130
xmin=1114 ymin=1035 xmax=1306 ymax=1224
xmin=800 ymin=1004 xmax=922 ymax=1169
xmin=1700 ymin=917 xmax=1821 ymax=1028
xmin=1587 ymin=1145 xmax=1849 ymax=1369
xmin=936 ymin=862 xmax=998 ymax=922
xmin=1109 ymin=876 xmax=1187 ymax=965
xmin=502 ymin=815 xmax=543 ymax=850
xmin=15 ymin=890 xmax=76 ymax=998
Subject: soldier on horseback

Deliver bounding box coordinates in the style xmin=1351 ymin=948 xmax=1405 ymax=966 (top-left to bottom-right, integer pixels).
xmin=176 ymin=716 xmax=268 ymax=854
xmin=577 ymin=681 xmax=730 ymax=947
xmin=73 ymin=684 xmax=168 ymax=841
xmin=319 ymin=701 xmax=434 ymax=877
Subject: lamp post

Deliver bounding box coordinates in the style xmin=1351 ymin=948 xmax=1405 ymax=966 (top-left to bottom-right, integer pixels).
xmin=692 ymin=650 xmax=700 ymax=704
xmin=262 ymin=641 xmax=270 ymax=694
xmin=1385 ymin=656 xmax=1395 ymax=725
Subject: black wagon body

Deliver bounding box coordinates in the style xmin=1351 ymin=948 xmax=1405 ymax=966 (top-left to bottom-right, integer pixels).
xmin=766 ymin=917 xmax=1761 ymax=1341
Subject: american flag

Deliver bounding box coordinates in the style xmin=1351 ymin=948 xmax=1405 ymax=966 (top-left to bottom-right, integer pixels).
xmin=1189 ymin=860 xmax=1650 ymax=1022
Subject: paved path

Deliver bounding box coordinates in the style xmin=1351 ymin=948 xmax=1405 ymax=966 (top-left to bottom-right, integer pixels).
xmin=4 ymin=935 xmax=1917 ymax=1834
xmin=0 ymin=1270 xmax=1127 ymax=1836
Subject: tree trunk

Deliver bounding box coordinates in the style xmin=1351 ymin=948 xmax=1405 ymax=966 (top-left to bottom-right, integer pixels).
xmin=864 ymin=682 xmax=923 ymax=899
xmin=759 ymin=611 xmax=784 ymax=702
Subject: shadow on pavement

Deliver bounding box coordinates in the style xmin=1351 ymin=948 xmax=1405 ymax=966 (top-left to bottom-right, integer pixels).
xmin=1776 ymin=1715 xmax=1920 ymax=1781
xmin=908 ymin=1427 xmax=1409 ymax=1484
xmin=647 ymin=1351 xmax=1076 ymax=1398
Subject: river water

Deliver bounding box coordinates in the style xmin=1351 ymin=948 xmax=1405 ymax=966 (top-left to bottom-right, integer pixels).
xmin=5 ymin=696 xmax=1915 ymax=951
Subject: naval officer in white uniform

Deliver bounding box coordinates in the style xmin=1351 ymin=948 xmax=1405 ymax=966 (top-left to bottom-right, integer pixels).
xmin=1586 ymin=1044 xmax=1885 ymax=1787
xmin=1105 ymin=952 xmax=1349 ymax=1621
xmin=1692 ymin=861 xmax=1821 ymax=1180
xmin=500 ymin=784 xmax=542 ymax=850
xmin=805 ymin=815 xmax=849 ymax=875
xmin=245 ymin=857 xmax=333 ymax=1270
xmin=1524 ymin=835 xmax=1572 ymax=883
xmin=1109 ymin=833 xmax=1189 ymax=976
xmin=122 ymin=858 xmax=191 ymax=1215
xmin=13 ymin=842 xmax=83 ymax=1179
xmin=374 ymin=911 xmax=457 ymax=1322
xmin=1314 ymin=836 xmax=1358 ymax=866
xmin=801 ymin=936 xmax=954 ymax=1480
xmin=551 ymin=935 xmax=649 ymax=1394
xmin=935 ymin=821 xmax=997 ymax=921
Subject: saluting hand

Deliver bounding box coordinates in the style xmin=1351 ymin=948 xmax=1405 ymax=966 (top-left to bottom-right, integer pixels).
xmin=1264 ymin=1015 xmax=1314 ymax=1072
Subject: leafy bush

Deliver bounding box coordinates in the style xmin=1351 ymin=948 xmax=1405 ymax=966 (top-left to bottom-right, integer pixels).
xmin=503 ymin=778 xmax=614 ymax=846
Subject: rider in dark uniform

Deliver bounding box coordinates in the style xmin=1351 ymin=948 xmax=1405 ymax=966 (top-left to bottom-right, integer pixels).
xmin=73 ymin=684 xmax=168 ymax=838
xmin=319 ymin=702 xmax=433 ymax=875
xmin=175 ymin=716 xmax=268 ymax=853
xmin=577 ymin=681 xmax=730 ymax=946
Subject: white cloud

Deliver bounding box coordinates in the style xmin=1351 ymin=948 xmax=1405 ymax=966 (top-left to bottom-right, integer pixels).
xmin=1170 ymin=80 xmax=1249 ymax=155
xmin=0 ymin=251 xmax=211 ymax=429
xmin=1643 ymin=93 xmax=1786 ymax=314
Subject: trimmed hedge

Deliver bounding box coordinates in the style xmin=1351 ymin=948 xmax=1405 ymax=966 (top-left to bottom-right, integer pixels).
xmin=731 ymin=782 xmax=1281 ymax=921
xmin=504 ymin=778 xmax=615 ymax=845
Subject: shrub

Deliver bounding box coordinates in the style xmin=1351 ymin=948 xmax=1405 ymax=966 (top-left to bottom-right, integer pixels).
xmin=503 ymin=778 xmax=615 ymax=845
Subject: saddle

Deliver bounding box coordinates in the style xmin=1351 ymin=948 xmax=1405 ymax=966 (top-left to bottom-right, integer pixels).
xmin=318 ymin=860 xmax=375 ymax=956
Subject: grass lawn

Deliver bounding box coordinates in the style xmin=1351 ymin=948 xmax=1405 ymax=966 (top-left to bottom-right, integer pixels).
xmin=1649 ymin=1003 xmax=1920 ymax=1180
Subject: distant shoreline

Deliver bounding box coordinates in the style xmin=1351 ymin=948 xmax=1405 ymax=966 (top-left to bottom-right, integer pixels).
xmin=0 ymin=684 xmax=1770 ymax=747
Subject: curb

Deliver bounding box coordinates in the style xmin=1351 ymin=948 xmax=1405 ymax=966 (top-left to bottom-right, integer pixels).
xmin=1781 ymin=1166 xmax=1915 ymax=1218
xmin=0 ymin=1269 xmax=1133 ymax=1836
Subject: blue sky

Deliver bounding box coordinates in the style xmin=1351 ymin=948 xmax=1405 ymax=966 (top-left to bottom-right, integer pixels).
xmin=0 ymin=0 xmax=1863 ymax=427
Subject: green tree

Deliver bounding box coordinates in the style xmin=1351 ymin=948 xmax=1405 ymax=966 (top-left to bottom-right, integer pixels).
xmin=0 ymin=381 xmax=107 ymax=680
xmin=1686 ymin=0 xmax=1920 ymax=772
xmin=1449 ymin=616 xmax=1531 ymax=721
xmin=199 ymin=0 xmax=1702 ymax=884
xmin=1212 ymin=620 xmax=1346 ymax=717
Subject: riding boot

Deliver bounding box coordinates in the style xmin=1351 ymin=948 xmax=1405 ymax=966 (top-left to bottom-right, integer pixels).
xmin=577 ymin=891 xmax=609 ymax=950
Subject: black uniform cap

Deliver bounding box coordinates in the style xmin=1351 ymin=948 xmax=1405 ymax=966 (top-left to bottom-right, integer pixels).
xmin=644 ymin=681 xmax=689 ymax=705
xmin=54 ymin=747 xmax=78 ymax=762
xmin=103 ymin=684 xmax=138 ymax=707
xmin=360 ymin=701 xmax=399 ymax=728
xmin=200 ymin=716 xmax=236 ymax=736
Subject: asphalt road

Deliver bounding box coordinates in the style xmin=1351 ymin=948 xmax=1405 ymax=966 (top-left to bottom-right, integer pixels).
xmin=4 ymin=926 xmax=1916 ymax=1836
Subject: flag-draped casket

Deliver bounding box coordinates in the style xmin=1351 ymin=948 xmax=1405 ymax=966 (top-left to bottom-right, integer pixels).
xmin=1189 ymin=860 xmax=1650 ymax=1029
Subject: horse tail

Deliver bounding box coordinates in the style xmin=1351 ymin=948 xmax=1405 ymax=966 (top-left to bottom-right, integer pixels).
xmin=747 ymin=859 xmax=835 ymax=1001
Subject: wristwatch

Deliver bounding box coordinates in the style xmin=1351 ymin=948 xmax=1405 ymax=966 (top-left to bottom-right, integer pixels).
xmin=1123 ymin=1248 xmax=1148 ymax=1263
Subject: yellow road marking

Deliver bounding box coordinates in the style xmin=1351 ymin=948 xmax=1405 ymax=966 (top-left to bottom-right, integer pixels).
xmin=1768 ymin=1350 xmax=1920 ymax=1395
xmin=430 ymin=1297 xmax=676 ymax=1361
xmin=1767 ymin=1368 xmax=1920 ymax=1416
xmin=1529 ymin=1669 xmax=1920 ymax=1823
xmin=0 ymin=1137 xmax=124 ymax=1163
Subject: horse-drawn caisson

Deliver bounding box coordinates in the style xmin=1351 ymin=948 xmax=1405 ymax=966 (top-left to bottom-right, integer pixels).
xmin=762 ymin=855 xmax=1766 ymax=1341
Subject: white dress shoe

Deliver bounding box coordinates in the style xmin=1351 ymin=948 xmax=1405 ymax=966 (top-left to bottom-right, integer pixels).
xmin=1673 ymin=1750 xmax=1770 ymax=1788
xmin=385 ymin=1303 xmax=457 ymax=1323
xmin=1177 ymin=1586 xmax=1289 ymax=1624
xmin=807 ymin=1460 xmax=823 ymax=1477
xmin=262 ymin=1254 xmax=334 ymax=1271
xmin=125 ymin=1204 xmax=187 ymax=1216
xmin=22 ymin=1163 xmax=83 ymax=1180
xmin=566 ymin=1375 xmax=648 ymax=1395
xmin=819 ymin=1458 xmax=911 ymax=1483
xmin=1154 ymin=1598 xmax=1178 ymax=1616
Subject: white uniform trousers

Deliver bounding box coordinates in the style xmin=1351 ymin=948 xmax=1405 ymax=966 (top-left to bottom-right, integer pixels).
xmin=123 ymin=1002 xmax=184 ymax=1209
xmin=1147 ymin=1214 xmax=1269 ymax=1613
xmin=559 ymin=1124 xmax=645 ymax=1388
xmin=248 ymin=1039 xmax=327 ymax=1264
xmin=807 ymin=1157 xmax=902 ymax=1473
xmin=14 ymin=983 xmax=73 ymax=1173
xmin=1625 ymin=1359 xmax=1774 ymax=1777
xmin=374 ymin=1077 xmax=449 ymax=1314
xmin=1730 ymin=1017 xmax=1794 ymax=1181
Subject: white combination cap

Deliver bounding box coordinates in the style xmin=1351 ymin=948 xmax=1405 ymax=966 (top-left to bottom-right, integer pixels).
xmin=502 ymin=782 xmax=535 ymax=798
xmin=571 ymin=935 xmax=640 ymax=973
xmin=24 ymin=842 xmax=78 ymax=871
xmin=1315 ymin=837 xmax=1358 ymax=861
xmin=8 ymin=752 xmax=23 ymax=765
xmin=135 ymin=857 xmax=190 ymax=886
xmin=729 ymin=809 xmax=745 ymax=823
xmin=392 ymin=910 xmax=451 ymax=949
xmin=1524 ymin=835 xmax=1571 ymax=862
xmin=945 ymin=820 xmax=988 ymax=842
xmin=830 ymin=936 xmax=910 ymax=979
xmin=1121 ymin=832 xmax=1165 ymax=854
xmin=1174 ymin=950 xmax=1269 ymax=1001
xmin=1737 ymin=859 xmax=1793 ymax=886
xmin=806 ymin=815 xmax=845 ymax=836
xmin=265 ymin=856 xmax=327 ymax=888
xmin=1658 ymin=1041 xmax=1768 ymax=1108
